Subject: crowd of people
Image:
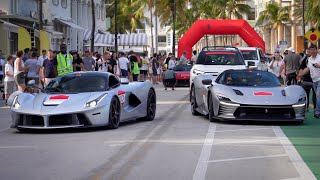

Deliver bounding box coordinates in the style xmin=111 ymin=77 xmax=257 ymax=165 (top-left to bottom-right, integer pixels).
xmin=0 ymin=45 xmax=194 ymax=105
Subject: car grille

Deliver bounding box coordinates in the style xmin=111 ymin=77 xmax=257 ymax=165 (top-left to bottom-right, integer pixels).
xmin=234 ymin=106 xmax=295 ymax=120
xmin=49 ymin=114 xmax=91 ymax=126
xmin=18 ymin=115 xmax=44 ymax=126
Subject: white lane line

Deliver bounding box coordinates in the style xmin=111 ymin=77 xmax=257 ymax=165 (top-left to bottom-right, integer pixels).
xmin=215 ymin=127 xmax=272 ymax=133
xmin=213 ymin=138 xmax=278 ymax=145
xmin=0 ymin=146 xmax=36 ymax=149
xmin=272 ymin=126 xmax=316 ymax=180
xmin=157 ymin=101 xmax=190 ymax=105
xmin=206 ymin=154 xmax=288 ymax=163
xmin=0 ymin=106 xmax=10 ymax=109
xmin=0 ymin=128 xmax=10 ymax=133
xmin=193 ymin=123 xmax=216 ymax=180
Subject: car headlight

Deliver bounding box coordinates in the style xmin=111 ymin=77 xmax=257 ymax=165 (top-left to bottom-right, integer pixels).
xmin=13 ymin=96 xmax=21 ymax=109
xmin=85 ymin=93 xmax=108 ymax=108
xmin=292 ymin=97 xmax=306 ymax=108
xmin=217 ymin=95 xmax=231 ymax=101
xmin=193 ymin=69 xmax=205 ymax=75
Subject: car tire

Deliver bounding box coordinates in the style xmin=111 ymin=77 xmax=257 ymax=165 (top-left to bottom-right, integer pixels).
xmin=143 ymin=89 xmax=157 ymax=121
xmin=208 ymin=94 xmax=218 ymax=122
xmin=191 ymin=85 xmax=200 ymax=115
xmin=108 ymin=96 xmax=121 ymax=129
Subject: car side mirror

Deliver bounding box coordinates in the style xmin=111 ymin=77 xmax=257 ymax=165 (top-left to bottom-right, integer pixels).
xmin=27 ymin=80 xmax=35 ymax=88
xmin=247 ymin=61 xmax=255 ymax=67
xmin=120 ymin=78 xmax=129 ymax=84
xmin=202 ymin=79 xmax=212 ymax=85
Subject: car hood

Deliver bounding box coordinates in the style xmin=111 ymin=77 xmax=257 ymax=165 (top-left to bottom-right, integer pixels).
xmin=215 ymin=86 xmax=302 ymax=105
xmin=194 ymin=65 xmax=246 ymax=75
xmin=12 ymin=92 xmax=108 ymax=115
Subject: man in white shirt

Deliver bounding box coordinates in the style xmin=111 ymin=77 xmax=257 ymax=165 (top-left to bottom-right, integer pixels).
xmin=298 ymin=45 xmax=320 ymax=118
xmin=118 ymin=52 xmax=129 ymax=78
xmin=191 ymin=50 xmax=197 ymax=65
xmin=168 ymin=55 xmax=176 ymax=70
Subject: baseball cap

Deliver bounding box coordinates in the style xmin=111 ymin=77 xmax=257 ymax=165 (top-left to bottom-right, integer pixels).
xmin=288 ymin=47 xmax=295 ymax=52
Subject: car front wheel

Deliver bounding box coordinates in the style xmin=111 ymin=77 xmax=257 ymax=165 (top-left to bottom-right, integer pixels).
xmin=108 ymin=96 xmax=121 ymax=129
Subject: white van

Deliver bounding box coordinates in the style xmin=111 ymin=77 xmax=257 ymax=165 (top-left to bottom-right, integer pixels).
xmin=238 ymin=47 xmax=267 ymax=68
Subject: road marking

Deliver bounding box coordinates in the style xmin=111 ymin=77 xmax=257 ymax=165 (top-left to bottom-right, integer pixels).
xmin=215 ymin=127 xmax=273 ymax=133
xmin=0 ymin=146 xmax=35 ymax=149
xmin=0 ymin=128 xmax=10 ymax=133
xmin=0 ymin=106 xmax=10 ymax=109
xmin=272 ymin=126 xmax=316 ymax=180
xmin=206 ymin=154 xmax=288 ymax=163
xmin=157 ymin=101 xmax=190 ymax=105
xmin=213 ymin=138 xmax=278 ymax=145
xmin=193 ymin=123 xmax=216 ymax=180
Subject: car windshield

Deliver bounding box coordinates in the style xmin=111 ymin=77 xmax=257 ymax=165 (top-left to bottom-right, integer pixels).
xmin=174 ymin=64 xmax=192 ymax=71
xmin=45 ymin=74 xmax=107 ymax=93
xmin=196 ymin=51 xmax=244 ymax=65
xmin=240 ymin=50 xmax=258 ymax=60
xmin=218 ymin=71 xmax=281 ymax=87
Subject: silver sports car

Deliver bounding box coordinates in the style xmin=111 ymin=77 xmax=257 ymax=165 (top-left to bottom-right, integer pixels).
xmin=190 ymin=69 xmax=306 ymax=123
xmin=10 ymin=72 xmax=156 ymax=131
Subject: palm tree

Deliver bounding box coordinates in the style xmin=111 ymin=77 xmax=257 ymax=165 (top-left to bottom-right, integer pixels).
xmin=256 ymin=1 xmax=290 ymax=47
xmin=108 ymin=0 xmax=147 ymax=33
xmin=91 ymin=0 xmax=95 ymax=53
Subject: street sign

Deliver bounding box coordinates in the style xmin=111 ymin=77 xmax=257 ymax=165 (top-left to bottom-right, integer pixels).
xmin=305 ymin=28 xmax=320 ymax=44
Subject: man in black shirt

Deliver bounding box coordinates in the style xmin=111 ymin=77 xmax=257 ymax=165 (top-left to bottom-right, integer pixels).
xmin=42 ymin=50 xmax=57 ymax=87
xmin=72 ymin=52 xmax=84 ymax=71
xmin=103 ymin=52 xmax=117 ymax=74
xmin=299 ymin=50 xmax=316 ymax=111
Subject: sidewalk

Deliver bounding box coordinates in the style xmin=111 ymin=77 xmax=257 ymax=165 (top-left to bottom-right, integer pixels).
xmin=281 ymin=110 xmax=320 ymax=179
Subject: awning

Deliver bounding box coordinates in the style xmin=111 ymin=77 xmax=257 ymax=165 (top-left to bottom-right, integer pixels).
xmin=83 ymin=30 xmax=105 ymax=43
xmin=84 ymin=42 xmax=114 ymax=47
xmin=101 ymin=33 xmax=148 ymax=46
xmin=55 ymin=19 xmax=85 ymax=31
xmin=18 ymin=27 xmax=31 ymax=50
xmin=0 ymin=19 xmax=19 ymax=33
xmin=44 ymin=28 xmax=63 ymax=39
xmin=40 ymin=30 xmax=50 ymax=51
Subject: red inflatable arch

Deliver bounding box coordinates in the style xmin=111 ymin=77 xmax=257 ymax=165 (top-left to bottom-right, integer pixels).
xmin=178 ymin=19 xmax=265 ymax=59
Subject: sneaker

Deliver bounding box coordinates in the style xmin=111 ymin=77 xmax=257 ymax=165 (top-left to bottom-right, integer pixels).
xmin=314 ymin=114 xmax=320 ymax=119
xmin=172 ymin=88 xmax=175 ymax=90
xmin=165 ymin=88 xmax=167 ymax=90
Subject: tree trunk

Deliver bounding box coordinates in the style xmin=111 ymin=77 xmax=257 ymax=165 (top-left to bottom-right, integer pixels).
xmin=150 ymin=3 xmax=154 ymax=55
xmin=90 ymin=0 xmax=95 ymax=53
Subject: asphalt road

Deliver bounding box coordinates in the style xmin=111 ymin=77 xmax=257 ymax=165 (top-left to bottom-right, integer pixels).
xmin=0 ymin=85 xmax=316 ymax=180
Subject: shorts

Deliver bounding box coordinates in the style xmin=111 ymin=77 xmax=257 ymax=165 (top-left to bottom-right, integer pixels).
xmin=121 ymin=69 xmax=128 ymax=77
xmin=14 ymin=73 xmax=26 ymax=85
xmin=163 ymin=78 xmax=176 ymax=86
xmin=4 ymin=81 xmax=15 ymax=95
xmin=152 ymin=69 xmax=157 ymax=76
xmin=140 ymin=70 xmax=148 ymax=75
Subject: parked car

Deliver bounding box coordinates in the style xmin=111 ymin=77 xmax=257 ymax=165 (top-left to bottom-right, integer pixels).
xmin=238 ymin=47 xmax=267 ymax=68
xmin=174 ymin=64 xmax=192 ymax=87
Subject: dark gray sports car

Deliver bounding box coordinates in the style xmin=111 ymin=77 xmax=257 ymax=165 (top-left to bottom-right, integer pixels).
xmin=190 ymin=69 xmax=306 ymax=123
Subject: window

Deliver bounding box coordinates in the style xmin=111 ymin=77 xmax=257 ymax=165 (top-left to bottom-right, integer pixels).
xmin=10 ymin=32 xmax=18 ymax=55
xmin=61 ymin=0 xmax=67 ymax=9
xmin=52 ymin=0 xmax=59 ymax=6
xmin=109 ymin=76 xmax=120 ymax=89
xmin=11 ymin=0 xmax=18 ymax=14
xmin=158 ymin=36 xmax=166 ymax=43
xmin=96 ymin=4 xmax=100 ymax=20
xmin=101 ymin=6 xmax=105 ymax=20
